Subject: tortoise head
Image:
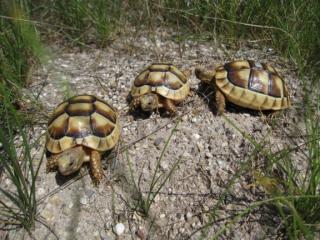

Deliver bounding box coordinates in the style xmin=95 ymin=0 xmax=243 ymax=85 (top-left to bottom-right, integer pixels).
xmin=57 ymin=146 xmax=88 ymax=176
xmin=140 ymin=93 xmax=159 ymax=112
xmin=194 ymin=66 xmax=216 ymax=84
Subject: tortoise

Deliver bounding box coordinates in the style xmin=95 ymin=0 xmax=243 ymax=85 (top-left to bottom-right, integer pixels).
xmin=195 ymin=60 xmax=291 ymax=114
xmin=130 ymin=63 xmax=191 ymax=114
xmin=45 ymin=95 xmax=120 ymax=184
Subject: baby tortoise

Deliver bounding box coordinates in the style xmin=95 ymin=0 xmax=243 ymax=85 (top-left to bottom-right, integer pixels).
xmin=130 ymin=63 xmax=191 ymax=115
xmin=195 ymin=60 xmax=291 ymax=114
xmin=46 ymin=95 xmax=120 ymax=184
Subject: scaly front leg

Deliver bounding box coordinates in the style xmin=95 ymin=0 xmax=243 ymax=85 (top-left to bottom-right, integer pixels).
xmin=90 ymin=150 xmax=104 ymax=185
xmin=163 ymin=98 xmax=177 ymax=116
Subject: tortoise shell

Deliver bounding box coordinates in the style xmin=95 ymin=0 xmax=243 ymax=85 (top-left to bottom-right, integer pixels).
xmin=46 ymin=95 xmax=120 ymax=154
xmin=215 ymin=60 xmax=290 ymax=110
xmin=131 ymin=63 xmax=190 ymax=101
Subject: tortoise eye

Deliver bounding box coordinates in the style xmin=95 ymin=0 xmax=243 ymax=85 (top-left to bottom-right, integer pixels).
xmin=68 ymin=159 xmax=75 ymax=167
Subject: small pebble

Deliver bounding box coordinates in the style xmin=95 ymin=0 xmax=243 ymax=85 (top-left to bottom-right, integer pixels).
xmin=80 ymin=196 xmax=88 ymax=205
xmin=154 ymin=137 xmax=164 ymax=147
xmin=160 ymin=213 xmax=166 ymax=218
xmin=109 ymin=78 xmax=117 ymax=88
xmin=49 ymin=195 xmax=62 ymax=206
xmin=203 ymin=205 xmax=210 ymax=212
xmin=221 ymin=142 xmax=228 ymax=147
xmin=100 ymin=230 xmax=112 ymax=240
xmin=185 ymin=212 xmax=192 ymax=221
xmin=37 ymin=188 xmax=45 ymax=196
xmin=136 ymin=227 xmax=145 ymax=240
xmin=196 ymin=142 xmax=204 ymax=151
xmin=41 ymin=209 xmax=54 ymax=223
xmin=85 ymin=189 xmax=95 ymax=199
xmin=93 ymin=231 xmax=99 ymax=237
xmin=181 ymin=115 xmax=188 ymax=121
xmin=113 ymin=223 xmax=125 ymax=236
xmin=193 ymin=133 xmax=200 ymax=140
xmin=160 ymin=161 xmax=168 ymax=170
xmin=182 ymin=152 xmax=191 ymax=158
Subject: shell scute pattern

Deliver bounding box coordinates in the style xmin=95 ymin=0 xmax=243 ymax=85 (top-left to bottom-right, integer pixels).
xmin=66 ymin=103 xmax=94 ymax=116
xmin=131 ymin=63 xmax=189 ymax=101
xmin=46 ymin=95 xmax=120 ymax=154
xmin=250 ymin=69 xmax=269 ymax=94
xmin=214 ymin=60 xmax=290 ymax=110
xmin=221 ymin=60 xmax=289 ymax=98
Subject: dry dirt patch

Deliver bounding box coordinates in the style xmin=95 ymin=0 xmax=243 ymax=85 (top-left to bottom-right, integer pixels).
xmin=6 ymin=30 xmax=304 ymax=239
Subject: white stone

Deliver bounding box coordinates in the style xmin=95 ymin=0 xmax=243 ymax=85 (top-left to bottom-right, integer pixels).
xmin=114 ymin=223 xmax=125 ymax=236
xmin=196 ymin=142 xmax=204 ymax=151
xmin=182 ymin=152 xmax=191 ymax=159
xmin=160 ymin=213 xmax=166 ymax=218
xmin=186 ymin=212 xmax=192 ymax=221
xmin=193 ymin=133 xmax=200 ymax=140
xmin=221 ymin=142 xmax=228 ymax=147
xmin=80 ymin=196 xmax=88 ymax=205
xmin=203 ymin=205 xmax=210 ymax=212
xmin=160 ymin=161 xmax=168 ymax=170
xmin=4 ymin=178 xmax=11 ymax=186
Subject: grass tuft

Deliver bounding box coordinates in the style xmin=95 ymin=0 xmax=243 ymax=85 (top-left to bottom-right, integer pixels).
xmin=50 ymin=0 xmax=121 ymax=47
xmin=219 ymin=110 xmax=320 ymax=238
xmin=0 ymin=87 xmax=43 ymax=232
xmin=126 ymin=122 xmax=182 ymax=217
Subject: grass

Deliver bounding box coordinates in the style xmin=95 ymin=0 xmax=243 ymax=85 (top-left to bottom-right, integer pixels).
xmin=199 ymin=111 xmax=320 ymax=239
xmin=0 ymin=0 xmax=47 ymax=233
xmin=44 ymin=0 xmax=121 ymax=47
xmin=0 ymin=0 xmax=319 ymax=238
xmin=126 ymin=122 xmax=182 ymax=217
xmin=0 ymin=87 xmax=43 ymax=232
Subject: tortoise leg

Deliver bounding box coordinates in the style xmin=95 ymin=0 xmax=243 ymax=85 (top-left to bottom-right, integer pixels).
xmin=162 ymin=98 xmax=176 ymax=115
xmin=90 ymin=150 xmax=104 ymax=185
xmin=46 ymin=155 xmax=58 ymax=173
xmin=215 ymin=89 xmax=226 ymax=115
xmin=129 ymin=97 xmax=141 ymax=112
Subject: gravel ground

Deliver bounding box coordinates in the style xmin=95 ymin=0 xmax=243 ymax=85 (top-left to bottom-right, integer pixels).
xmin=3 ymin=29 xmax=305 ymax=239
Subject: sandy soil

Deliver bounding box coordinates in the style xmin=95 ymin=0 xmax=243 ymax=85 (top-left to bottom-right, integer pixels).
xmin=3 ymin=29 xmax=305 ymax=240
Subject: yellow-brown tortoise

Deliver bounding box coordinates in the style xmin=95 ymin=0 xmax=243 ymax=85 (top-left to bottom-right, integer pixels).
xmin=130 ymin=63 xmax=191 ymax=115
xmin=45 ymin=95 xmax=120 ymax=184
xmin=195 ymin=60 xmax=291 ymax=114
